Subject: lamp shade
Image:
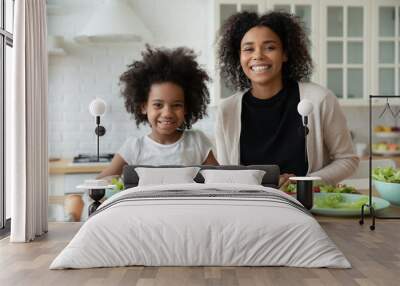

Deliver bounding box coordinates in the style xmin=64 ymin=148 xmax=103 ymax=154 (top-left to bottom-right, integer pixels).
xmin=297 ymin=99 xmax=313 ymax=117
xmin=89 ymin=98 xmax=107 ymax=117
xmin=75 ymin=0 xmax=152 ymax=43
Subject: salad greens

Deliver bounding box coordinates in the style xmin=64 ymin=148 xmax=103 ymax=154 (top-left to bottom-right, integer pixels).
xmin=314 ymin=194 xmax=370 ymax=209
xmin=285 ymin=183 xmax=296 ymax=193
xmin=318 ymin=184 xmax=356 ymax=193
xmin=284 ymin=182 xmax=356 ymax=194
xmin=372 ymin=167 xmax=400 ymax=183
xmin=111 ymin=177 xmax=124 ymax=191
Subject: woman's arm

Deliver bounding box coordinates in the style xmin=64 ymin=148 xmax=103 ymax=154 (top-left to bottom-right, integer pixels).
xmin=202 ymin=151 xmax=219 ymax=165
xmin=215 ymin=106 xmax=229 ymax=165
xmin=96 ymin=154 xmax=127 ymax=179
xmin=308 ymin=93 xmax=359 ymax=184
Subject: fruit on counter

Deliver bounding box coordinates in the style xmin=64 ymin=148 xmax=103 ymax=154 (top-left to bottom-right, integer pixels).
xmin=388 ymin=143 xmax=399 ymax=151
xmin=374 ymin=125 xmax=400 ymax=132
xmin=372 ymin=142 xmax=400 ymax=152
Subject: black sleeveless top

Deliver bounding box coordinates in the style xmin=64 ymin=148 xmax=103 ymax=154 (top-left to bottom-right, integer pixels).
xmin=239 ymin=82 xmax=308 ymax=175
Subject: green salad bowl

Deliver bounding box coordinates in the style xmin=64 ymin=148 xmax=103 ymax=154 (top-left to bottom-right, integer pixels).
xmin=373 ymin=180 xmax=400 ymax=206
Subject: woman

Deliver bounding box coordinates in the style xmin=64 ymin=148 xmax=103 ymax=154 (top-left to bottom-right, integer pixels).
xmin=215 ymin=11 xmax=358 ymax=186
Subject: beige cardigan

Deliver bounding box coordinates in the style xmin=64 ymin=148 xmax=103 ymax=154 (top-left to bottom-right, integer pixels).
xmin=215 ymin=82 xmax=359 ymax=185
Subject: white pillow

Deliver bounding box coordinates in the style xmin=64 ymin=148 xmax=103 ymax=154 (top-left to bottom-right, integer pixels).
xmin=200 ymin=169 xmax=266 ymax=185
xmin=135 ymin=167 xmax=201 ymax=186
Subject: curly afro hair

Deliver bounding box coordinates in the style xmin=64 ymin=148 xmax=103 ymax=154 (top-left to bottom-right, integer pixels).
xmin=120 ymin=45 xmax=210 ymax=129
xmin=217 ymin=11 xmax=313 ymax=91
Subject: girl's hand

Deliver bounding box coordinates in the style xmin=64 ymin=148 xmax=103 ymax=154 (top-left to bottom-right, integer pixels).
xmin=279 ymin=173 xmax=295 ymax=189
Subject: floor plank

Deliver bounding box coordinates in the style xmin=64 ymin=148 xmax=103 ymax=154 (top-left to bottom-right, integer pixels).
xmin=0 ymin=220 xmax=399 ymax=286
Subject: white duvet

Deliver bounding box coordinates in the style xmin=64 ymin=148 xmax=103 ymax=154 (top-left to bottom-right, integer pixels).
xmin=50 ymin=183 xmax=351 ymax=269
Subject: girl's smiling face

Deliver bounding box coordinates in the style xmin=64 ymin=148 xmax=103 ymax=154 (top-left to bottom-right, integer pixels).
xmin=142 ymin=82 xmax=186 ymax=143
xmin=240 ymin=26 xmax=287 ymax=88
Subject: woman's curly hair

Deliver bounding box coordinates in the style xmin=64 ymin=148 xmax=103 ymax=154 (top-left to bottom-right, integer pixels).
xmin=120 ymin=46 xmax=210 ymax=129
xmin=217 ymin=11 xmax=313 ymax=91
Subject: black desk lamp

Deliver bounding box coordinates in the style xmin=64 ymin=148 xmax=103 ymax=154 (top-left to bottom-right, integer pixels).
xmin=297 ymin=99 xmax=313 ymax=165
xmin=85 ymin=98 xmax=107 ymax=215
xmin=292 ymin=99 xmax=319 ymax=210
xmin=89 ymin=98 xmax=107 ymax=162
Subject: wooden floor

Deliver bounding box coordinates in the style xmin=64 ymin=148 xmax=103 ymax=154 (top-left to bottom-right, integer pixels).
xmin=0 ymin=220 xmax=399 ymax=286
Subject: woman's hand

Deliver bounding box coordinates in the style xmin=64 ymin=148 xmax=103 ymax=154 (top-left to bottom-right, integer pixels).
xmin=279 ymin=173 xmax=295 ymax=189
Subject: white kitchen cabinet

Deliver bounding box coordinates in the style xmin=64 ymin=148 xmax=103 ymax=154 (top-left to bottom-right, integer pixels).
xmin=320 ymin=0 xmax=369 ymax=104
xmin=213 ymin=0 xmax=400 ymax=106
xmin=266 ymin=0 xmax=319 ymax=83
xmin=372 ymin=0 xmax=400 ymax=97
xmin=213 ymin=0 xmax=265 ymax=106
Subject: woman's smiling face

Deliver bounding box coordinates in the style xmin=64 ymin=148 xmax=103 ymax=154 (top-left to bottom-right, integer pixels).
xmin=240 ymin=26 xmax=287 ymax=88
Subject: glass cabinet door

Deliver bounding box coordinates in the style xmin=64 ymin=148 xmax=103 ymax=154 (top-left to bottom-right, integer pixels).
xmin=376 ymin=2 xmax=400 ymax=96
xmin=268 ymin=0 xmax=314 ymax=34
xmin=295 ymin=5 xmax=312 ymax=36
xmin=216 ymin=1 xmax=263 ymax=101
xmin=267 ymin=1 xmax=318 ymax=81
xmin=219 ymin=4 xmax=238 ymax=99
xmin=323 ymin=1 xmax=366 ymax=100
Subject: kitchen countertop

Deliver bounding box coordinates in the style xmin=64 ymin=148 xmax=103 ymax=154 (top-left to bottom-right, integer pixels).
xmin=361 ymin=155 xmax=400 ymax=166
xmin=49 ymin=159 xmax=109 ymax=174
xmin=47 ymin=155 xmax=397 ymax=175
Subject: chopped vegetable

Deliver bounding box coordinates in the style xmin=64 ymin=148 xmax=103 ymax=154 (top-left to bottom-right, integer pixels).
xmin=319 ymin=184 xmax=356 ymax=193
xmin=284 ymin=182 xmax=356 ymax=194
xmin=285 ymin=183 xmax=296 ymax=193
xmin=372 ymin=167 xmax=400 ymax=183
xmin=314 ymin=194 xmax=370 ymax=209
xmin=111 ymin=177 xmax=124 ymax=191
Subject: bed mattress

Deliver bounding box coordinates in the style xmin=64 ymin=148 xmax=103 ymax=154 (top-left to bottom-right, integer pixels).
xmin=50 ymin=183 xmax=350 ymax=269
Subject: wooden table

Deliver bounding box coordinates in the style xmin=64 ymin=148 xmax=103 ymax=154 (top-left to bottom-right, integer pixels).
xmin=49 ymin=158 xmax=109 ymax=174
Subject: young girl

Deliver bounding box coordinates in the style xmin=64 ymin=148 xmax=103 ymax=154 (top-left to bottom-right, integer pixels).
xmin=215 ymin=11 xmax=358 ymax=187
xmin=98 ymin=46 xmax=218 ymax=178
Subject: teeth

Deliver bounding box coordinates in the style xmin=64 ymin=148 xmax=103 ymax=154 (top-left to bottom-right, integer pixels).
xmin=251 ymin=65 xmax=271 ymax=72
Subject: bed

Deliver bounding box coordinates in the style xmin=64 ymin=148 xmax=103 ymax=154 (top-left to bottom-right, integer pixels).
xmin=50 ymin=165 xmax=350 ymax=269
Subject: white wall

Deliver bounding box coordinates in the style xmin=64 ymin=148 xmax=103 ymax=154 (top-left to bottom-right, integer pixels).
xmin=47 ymin=0 xmax=215 ymax=158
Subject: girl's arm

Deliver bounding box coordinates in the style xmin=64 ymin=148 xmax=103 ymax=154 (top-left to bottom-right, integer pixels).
xmin=202 ymin=151 xmax=219 ymax=165
xmin=96 ymin=154 xmax=127 ymax=179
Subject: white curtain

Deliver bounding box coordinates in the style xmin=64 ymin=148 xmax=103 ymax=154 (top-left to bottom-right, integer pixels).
xmin=9 ymin=0 xmax=48 ymax=242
